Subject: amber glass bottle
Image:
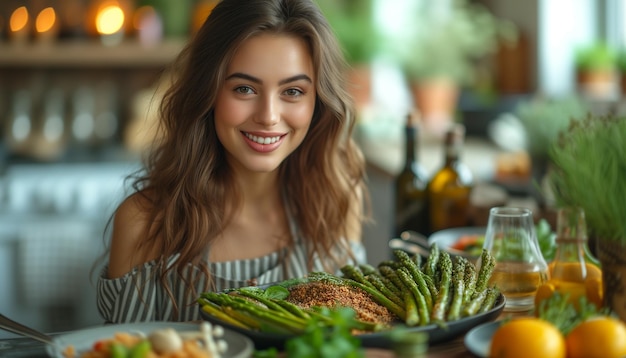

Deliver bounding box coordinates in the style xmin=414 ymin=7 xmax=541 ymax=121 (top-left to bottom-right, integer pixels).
xmin=427 ymin=124 xmax=473 ymax=233
xmin=537 ymin=207 xmax=603 ymax=309
xmin=393 ymin=112 xmax=429 ymax=237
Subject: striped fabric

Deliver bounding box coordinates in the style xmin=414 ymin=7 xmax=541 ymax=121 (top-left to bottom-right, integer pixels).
xmin=96 ymin=240 xmax=367 ymax=323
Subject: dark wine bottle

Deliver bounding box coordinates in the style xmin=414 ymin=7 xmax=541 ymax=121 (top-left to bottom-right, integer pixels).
xmin=393 ymin=112 xmax=429 ymax=238
xmin=427 ymin=123 xmax=473 ymax=233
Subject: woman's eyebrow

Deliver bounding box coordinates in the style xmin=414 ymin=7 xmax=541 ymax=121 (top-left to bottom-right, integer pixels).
xmin=225 ymin=73 xmax=312 ymax=85
xmin=226 ymin=72 xmax=261 ymax=83
xmin=279 ymin=74 xmax=313 ymax=85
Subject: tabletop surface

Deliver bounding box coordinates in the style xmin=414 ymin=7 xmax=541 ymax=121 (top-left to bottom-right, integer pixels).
xmin=0 ymin=331 xmax=480 ymax=358
xmin=1 ymin=311 xmax=532 ymax=358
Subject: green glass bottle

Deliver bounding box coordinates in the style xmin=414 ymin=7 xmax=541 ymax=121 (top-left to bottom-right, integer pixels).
xmin=393 ymin=112 xmax=429 ymax=237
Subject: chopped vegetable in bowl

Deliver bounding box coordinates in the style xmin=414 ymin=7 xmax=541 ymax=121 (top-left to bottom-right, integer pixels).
xmin=62 ymin=322 xmax=227 ymax=358
xmin=450 ymin=235 xmax=485 ymax=257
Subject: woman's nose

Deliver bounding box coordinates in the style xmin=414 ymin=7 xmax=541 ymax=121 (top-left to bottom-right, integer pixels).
xmin=254 ymin=95 xmax=280 ymax=126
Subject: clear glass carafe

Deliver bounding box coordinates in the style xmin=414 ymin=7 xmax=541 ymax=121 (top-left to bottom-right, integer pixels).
xmin=482 ymin=207 xmax=549 ymax=312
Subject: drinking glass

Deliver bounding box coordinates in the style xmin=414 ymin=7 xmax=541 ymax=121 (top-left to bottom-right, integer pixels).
xmin=481 ymin=207 xmax=548 ymax=312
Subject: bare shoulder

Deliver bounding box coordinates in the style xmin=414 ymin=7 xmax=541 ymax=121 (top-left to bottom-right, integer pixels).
xmin=107 ymin=192 xmax=157 ymax=278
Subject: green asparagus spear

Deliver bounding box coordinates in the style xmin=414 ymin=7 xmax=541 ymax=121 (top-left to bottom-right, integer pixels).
xmin=221 ymin=306 xmax=262 ymax=329
xmin=379 ymin=265 xmax=406 ymax=295
xmin=401 ymin=289 xmax=420 ymax=326
xmin=378 ymin=273 xmax=403 ymax=297
xmin=446 ymin=257 xmax=466 ymax=321
xmin=424 ymin=243 xmax=440 ymax=279
xmin=479 ymin=287 xmax=501 ymax=313
xmin=378 ymin=260 xmax=400 ymax=270
xmin=462 ymin=288 xmax=488 ymax=317
xmin=412 ymin=252 xmax=422 ymax=268
xmin=431 ymin=251 xmax=452 ymax=323
xmin=201 ymin=292 xmax=308 ymax=333
xmin=422 ymin=273 xmax=438 ymax=300
xmin=236 ymin=288 xmax=293 ymax=316
xmin=474 ymin=249 xmax=496 ymax=298
xmin=359 ymin=263 xmax=378 ymax=276
xmin=462 ymin=258 xmax=478 ymax=304
xmin=198 ymin=298 xmax=251 ymax=329
xmin=366 ymin=274 xmax=405 ymax=307
xmin=274 ymin=299 xmax=311 ymax=320
xmin=341 ymin=265 xmax=376 ymax=290
xmin=393 ymin=249 xmax=433 ymax=310
xmin=397 ymin=268 xmax=430 ymax=326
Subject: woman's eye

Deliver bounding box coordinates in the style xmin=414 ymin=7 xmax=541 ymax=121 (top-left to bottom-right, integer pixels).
xmin=284 ymin=88 xmax=303 ymax=97
xmin=234 ymin=86 xmax=255 ymax=95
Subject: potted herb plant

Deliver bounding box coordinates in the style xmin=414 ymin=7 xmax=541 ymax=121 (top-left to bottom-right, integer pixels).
xmin=382 ymin=0 xmax=516 ymax=135
xmin=574 ymin=43 xmax=619 ymax=99
xmin=548 ymin=115 xmax=626 ymax=321
xmin=316 ymin=0 xmax=378 ymax=112
xmin=617 ymin=51 xmax=626 ymax=95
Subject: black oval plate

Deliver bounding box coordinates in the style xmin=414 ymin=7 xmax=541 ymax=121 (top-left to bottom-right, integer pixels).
xmin=200 ymin=292 xmax=505 ymax=350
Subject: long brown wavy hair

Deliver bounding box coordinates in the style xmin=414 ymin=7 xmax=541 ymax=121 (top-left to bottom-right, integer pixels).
xmin=108 ymin=0 xmax=369 ymax=313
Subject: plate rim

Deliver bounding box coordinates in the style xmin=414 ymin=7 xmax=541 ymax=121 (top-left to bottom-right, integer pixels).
xmin=45 ymin=321 xmax=254 ymax=358
xmin=463 ymin=320 xmax=503 ymax=357
xmin=200 ymin=289 xmax=505 ymax=349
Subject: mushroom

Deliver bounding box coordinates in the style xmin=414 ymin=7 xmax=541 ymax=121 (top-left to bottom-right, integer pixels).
xmin=148 ymin=328 xmax=183 ymax=354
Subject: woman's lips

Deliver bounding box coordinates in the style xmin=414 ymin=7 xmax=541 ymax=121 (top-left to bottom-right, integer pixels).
xmin=241 ymin=131 xmax=286 ymax=153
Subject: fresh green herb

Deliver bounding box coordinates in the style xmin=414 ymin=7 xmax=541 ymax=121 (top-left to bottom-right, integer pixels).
xmin=534 ymin=291 xmax=610 ymax=335
xmin=388 ymin=327 xmax=428 ymax=358
xmin=549 ymin=115 xmax=626 ymax=243
xmin=254 ymin=307 xmax=364 ymax=358
xmin=535 ymin=218 xmax=556 ymax=261
xmin=263 ymin=286 xmax=290 ymax=300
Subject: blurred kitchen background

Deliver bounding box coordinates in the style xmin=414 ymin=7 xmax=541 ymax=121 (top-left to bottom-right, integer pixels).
xmin=1 ymin=0 xmax=626 ymax=338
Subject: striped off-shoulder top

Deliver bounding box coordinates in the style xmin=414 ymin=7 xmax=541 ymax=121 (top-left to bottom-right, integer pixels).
xmin=96 ymin=227 xmax=367 ymax=323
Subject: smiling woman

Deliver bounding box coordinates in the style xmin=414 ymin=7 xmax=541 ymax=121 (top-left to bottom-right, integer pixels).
xmin=214 ymin=33 xmax=316 ymax=174
xmin=95 ymin=0 xmax=370 ymax=324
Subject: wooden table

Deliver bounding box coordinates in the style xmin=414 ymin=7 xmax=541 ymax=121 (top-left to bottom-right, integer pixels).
xmin=0 ymin=311 xmax=529 ymax=357
xmin=0 ymin=336 xmax=474 ymax=358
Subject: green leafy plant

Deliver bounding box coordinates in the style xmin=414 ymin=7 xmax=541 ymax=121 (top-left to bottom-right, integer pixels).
xmin=575 ymin=43 xmax=617 ymax=72
xmin=514 ymin=96 xmax=588 ymax=157
xmin=384 ymin=0 xmax=516 ymax=85
xmin=617 ymin=51 xmax=626 ymax=73
xmin=254 ymin=307 xmax=365 ymax=358
xmin=535 ymin=291 xmax=610 ymax=335
xmin=548 ymin=115 xmax=626 ymax=242
xmin=315 ymin=0 xmax=378 ymax=65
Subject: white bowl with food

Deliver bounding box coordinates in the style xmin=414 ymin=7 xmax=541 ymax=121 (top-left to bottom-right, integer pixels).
xmin=46 ymin=321 xmax=253 ymax=358
xmin=428 ymin=226 xmax=487 ymax=261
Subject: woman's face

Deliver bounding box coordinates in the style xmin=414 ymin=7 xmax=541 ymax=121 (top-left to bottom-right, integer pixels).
xmin=214 ymin=33 xmax=316 ymax=175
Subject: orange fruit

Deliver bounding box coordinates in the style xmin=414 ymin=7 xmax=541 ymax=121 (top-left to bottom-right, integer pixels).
xmin=490 ymin=317 xmax=566 ymax=358
xmin=566 ymin=316 xmax=626 ymax=358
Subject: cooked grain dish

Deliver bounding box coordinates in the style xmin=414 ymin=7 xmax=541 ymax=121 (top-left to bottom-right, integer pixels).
xmin=286 ymin=281 xmax=396 ymax=325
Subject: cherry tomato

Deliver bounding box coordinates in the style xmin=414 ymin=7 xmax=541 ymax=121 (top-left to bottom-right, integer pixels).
xmin=93 ymin=340 xmax=106 ymax=351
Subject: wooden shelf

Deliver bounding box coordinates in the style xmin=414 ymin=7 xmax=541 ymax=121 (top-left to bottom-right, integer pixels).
xmin=0 ymin=39 xmax=186 ymax=69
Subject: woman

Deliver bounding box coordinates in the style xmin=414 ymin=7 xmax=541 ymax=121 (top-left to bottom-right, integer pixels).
xmin=97 ymin=0 xmax=369 ymax=323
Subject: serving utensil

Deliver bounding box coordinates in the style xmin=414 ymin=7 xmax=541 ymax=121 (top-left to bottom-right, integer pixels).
xmin=0 ymin=313 xmax=54 ymax=345
xmin=389 ymin=230 xmax=431 ymax=257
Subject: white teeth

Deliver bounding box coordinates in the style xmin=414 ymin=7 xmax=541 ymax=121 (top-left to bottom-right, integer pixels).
xmin=244 ymin=132 xmax=281 ymax=144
